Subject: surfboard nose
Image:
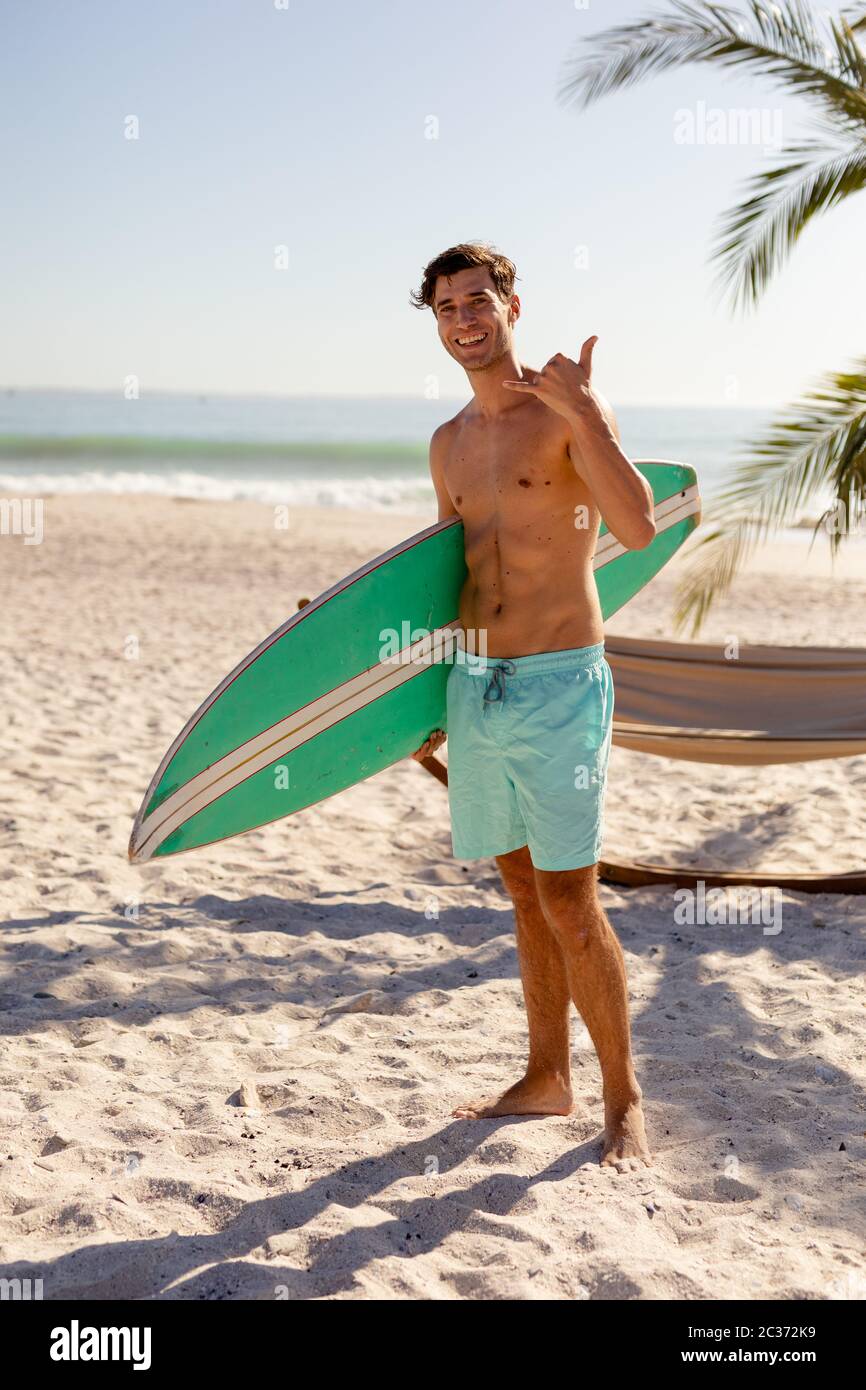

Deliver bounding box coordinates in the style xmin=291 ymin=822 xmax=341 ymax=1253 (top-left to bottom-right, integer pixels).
xmin=127 ymin=820 xmax=151 ymax=864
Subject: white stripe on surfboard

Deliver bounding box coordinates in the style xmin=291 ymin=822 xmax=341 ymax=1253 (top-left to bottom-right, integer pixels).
xmin=131 ymin=470 xmax=699 ymax=861
xmin=593 ymin=485 xmax=699 ymax=566
xmin=594 ymin=487 xmax=700 ymax=570
xmin=131 ymin=624 xmax=463 ymax=861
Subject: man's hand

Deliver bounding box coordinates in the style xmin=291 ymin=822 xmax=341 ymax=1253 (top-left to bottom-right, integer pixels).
xmin=411 ymin=729 xmax=446 ymax=761
xmin=502 ymin=336 xmax=604 ymax=426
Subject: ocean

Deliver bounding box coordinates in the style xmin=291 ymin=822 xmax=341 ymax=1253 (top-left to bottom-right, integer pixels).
xmin=0 ymin=389 xmax=774 ymax=515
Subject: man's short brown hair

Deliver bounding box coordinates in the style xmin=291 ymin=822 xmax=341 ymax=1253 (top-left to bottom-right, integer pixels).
xmin=410 ymin=242 xmax=518 ymax=313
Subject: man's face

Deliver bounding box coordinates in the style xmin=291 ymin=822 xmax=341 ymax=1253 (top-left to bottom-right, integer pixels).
xmin=432 ymin=267 xmax=518 ymax=371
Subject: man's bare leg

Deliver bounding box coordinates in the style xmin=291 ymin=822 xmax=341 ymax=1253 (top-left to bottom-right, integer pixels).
xmin=452 ymin=846 xmax=573 ymax=1119
xmin=534 ymin=864 xmax=650 ymax=1168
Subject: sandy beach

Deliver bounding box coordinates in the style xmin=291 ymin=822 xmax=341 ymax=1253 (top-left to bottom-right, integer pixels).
xmin=1 ymin=493 xmax=865 ymax=1301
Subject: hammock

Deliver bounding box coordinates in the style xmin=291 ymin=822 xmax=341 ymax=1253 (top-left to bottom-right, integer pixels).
xmin=606 ymin=636 xmax=866 ymax=765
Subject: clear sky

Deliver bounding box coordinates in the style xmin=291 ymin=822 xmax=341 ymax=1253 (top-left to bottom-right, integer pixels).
xmin=2 ymin=0 xmax=862 ymax=407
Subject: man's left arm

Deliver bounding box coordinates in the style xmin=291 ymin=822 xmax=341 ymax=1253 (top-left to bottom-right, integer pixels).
xmin=504 ymin=337 xmax=657 ymax=550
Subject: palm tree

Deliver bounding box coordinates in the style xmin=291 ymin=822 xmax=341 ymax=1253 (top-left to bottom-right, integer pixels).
xmin=559 ymin=1 xmax=866 ymax=632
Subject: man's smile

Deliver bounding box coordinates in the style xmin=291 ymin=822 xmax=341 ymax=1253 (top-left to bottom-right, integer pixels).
xmin=455 ymin=331 xmax=488 ymax=347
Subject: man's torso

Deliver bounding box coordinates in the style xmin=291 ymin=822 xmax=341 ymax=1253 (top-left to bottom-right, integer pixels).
xmin=438 ymin=393 xmax=604 ymax=657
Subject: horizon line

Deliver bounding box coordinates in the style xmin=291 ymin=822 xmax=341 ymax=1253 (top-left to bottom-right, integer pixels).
xmin=0 ymin=385 xmax=781 ymax=411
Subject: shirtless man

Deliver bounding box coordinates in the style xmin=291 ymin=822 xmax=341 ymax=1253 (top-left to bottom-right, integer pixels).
xmin=410 ymin=243 xmax=655 ymax=1168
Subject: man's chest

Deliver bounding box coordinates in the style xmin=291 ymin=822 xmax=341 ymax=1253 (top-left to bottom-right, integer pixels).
xmin=442 ymin=411 xmax=588 ymax=517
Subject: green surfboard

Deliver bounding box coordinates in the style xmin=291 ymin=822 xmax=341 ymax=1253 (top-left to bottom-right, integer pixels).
xmin=129 ymin=460 xmax=699 ymax=862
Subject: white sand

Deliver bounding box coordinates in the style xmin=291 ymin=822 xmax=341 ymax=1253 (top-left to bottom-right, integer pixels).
xmin=1 ymin=495 xmax=864 ymax=1301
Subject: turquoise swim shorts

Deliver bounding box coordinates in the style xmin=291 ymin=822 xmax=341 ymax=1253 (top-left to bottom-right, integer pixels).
xmin=445 ymin=643 xmax=614 ymax=872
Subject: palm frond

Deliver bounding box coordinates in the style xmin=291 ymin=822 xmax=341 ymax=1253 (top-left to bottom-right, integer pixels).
xmin=559 ymin=1 xmax=866 ymax=127
xmin=712 ymin=136 xmax=866 ymax=309
xmin=836 ymin=12 xmax=866 ymax=82
xmin=673 ymin=359 xmax=866 ymax=632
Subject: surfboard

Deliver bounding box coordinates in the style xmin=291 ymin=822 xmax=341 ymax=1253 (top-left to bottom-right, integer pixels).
xmin=129 ymin=460 xmax=699 ymax=862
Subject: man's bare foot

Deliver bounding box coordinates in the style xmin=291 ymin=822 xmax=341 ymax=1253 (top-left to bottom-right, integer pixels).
xmin=452 ymin=1070 xmax=572 ymax=1119
xmin=601 ymin=1093 xmax=651 ymax=1170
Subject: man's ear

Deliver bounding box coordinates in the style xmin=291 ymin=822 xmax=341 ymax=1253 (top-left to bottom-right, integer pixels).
xmin=509 ymin=294 xmax=521 ymax=324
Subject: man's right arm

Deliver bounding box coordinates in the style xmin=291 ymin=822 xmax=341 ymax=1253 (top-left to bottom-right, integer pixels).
xmin=410 ymin=425 xmax=456 ymax=761
xmin=430 ymin=422 xmax=458 ymax=522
